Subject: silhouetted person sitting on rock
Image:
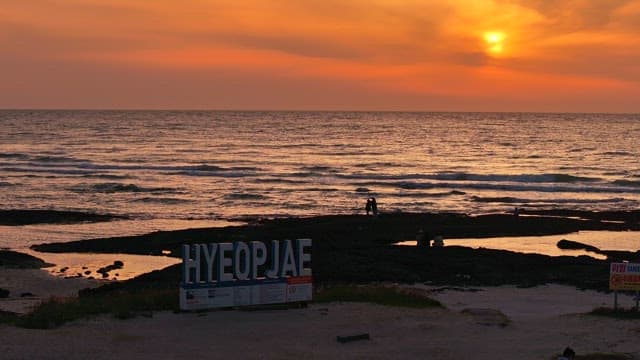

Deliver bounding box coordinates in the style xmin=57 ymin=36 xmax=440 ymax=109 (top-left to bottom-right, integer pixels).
xmin=432 ymin=235 xmax=444 ymax=247
xmin=417 ymin=228 xmax=433 ymax=248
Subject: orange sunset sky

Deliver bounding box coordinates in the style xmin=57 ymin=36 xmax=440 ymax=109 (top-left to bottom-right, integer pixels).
xmin=1 ymin=0 xmax=639 ymax=112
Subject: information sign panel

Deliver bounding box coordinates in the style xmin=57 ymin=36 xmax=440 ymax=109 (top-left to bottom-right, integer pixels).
xmin=610 ymin=262 xmax=640 ymax=291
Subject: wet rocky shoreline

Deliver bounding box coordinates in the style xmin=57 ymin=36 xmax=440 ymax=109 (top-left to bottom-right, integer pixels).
xmin=20 ymin=209 xmax=640 ymax=293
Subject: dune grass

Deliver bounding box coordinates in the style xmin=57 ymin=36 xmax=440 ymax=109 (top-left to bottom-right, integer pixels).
xmin=0 ymin=284 xmax=441 ymax=329
xmin=550 ymin=354 xmax=636 ymax=360
xmin=589 ymin=306 xmax=640 ymax=320
xmin=0 ymin=289 xmax=178 ymax=329
xmin=575 ymin=354 xmax=635 ymax=360
xmin=314 ymin=285 xmax=442 ymax=308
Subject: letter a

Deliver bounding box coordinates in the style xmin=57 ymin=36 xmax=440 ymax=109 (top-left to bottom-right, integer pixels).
xmin=280 ymin=240 xmax=298 ymax=277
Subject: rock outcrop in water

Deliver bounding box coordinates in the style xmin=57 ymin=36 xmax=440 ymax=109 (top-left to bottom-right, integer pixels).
xmin=0 ymin=210 xmax=126 ymax=226
xmin=0 ymin=250 xmax=51 ymax=269
xmin=557 ymin=239 xmax=640 ymax=263
xmin=31 ymin=211 xmax=640 ymax=292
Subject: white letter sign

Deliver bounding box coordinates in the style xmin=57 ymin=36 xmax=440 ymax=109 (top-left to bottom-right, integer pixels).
xmin=180 ymin=239 xmax=313 ymax=310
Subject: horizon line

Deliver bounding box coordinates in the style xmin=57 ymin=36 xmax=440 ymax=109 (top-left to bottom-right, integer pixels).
xmin=1 ymin=108 xmax=639 ymax=115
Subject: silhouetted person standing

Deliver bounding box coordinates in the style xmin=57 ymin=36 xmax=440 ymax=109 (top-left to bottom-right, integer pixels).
xmin=365 ymin=198 xmax=372 ymax=215
xmin=371 ymin=197 xmax=378 ymax=216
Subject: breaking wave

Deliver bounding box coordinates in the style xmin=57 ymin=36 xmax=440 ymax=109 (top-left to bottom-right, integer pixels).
xmin=0 ymin=152 xmax=29 ymax=159
xmin=338 ymin=172 xmax=601 ymax=184
xmin=224 ymin=192 xmax=268 ymax=200
xmin=471 ymin=196 xmax=628 ymax=204
xmin=392 ymin=180 xmax=640 ymax=194
xmin=70 ymin=183 xmax=178 ymax=194
xmin=132 ymin=197 xmax=192 ymax=204
xmin=613 ymin=180 xmax=640 ymax=187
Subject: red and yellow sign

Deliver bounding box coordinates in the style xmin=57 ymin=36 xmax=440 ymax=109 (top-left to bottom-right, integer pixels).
xmin=610 ymin=262 xmax=640 ymax=291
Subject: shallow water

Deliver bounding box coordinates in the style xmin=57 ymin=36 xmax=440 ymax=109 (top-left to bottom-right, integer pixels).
xmin=0 ymin=218 xmax=241 ymax=250
xmin=1 ymin=219 xmax=239 ymax=277
xmin=2 ymin=110 xmax=640 ymax=267
xmin=396 ymin=230 xmax=640 ymax=259
xmin=2 ymin=111 xmax=640 ymax=221
xmin=25 ymin=250 xmax=181 ymax=281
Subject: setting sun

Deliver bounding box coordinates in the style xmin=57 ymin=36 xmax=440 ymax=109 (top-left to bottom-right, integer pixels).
xmin=1 ymin=1 xmax=639 ymax=112
xmin=2 ymin=1 xmax=640 ymax=357
xmin=484 ymin=31 xmax=506 ymax=55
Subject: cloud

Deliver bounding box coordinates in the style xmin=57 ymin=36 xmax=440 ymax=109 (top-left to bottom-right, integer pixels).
xmin=0 ymin=0 xmax=639 ymax=111
xmin=511 ymin=0 xmax=634 ymax=30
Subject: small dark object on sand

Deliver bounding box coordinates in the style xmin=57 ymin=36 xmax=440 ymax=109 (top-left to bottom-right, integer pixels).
xmin=20 ymin=292 xmax=35 ymax=297
xmin=337 ymin=333 xmax=370 ymax=343
xmin=557 ymin=346 xmax=575 ymax=359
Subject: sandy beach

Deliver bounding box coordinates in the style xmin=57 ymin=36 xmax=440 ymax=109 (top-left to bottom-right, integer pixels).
xmin=0 ymin=268 xmax=100 ymax=314
xmin=2 ymin=211 xmax=640 ymax=359
xmin=1 ymin=270 xmax=639 ymax=359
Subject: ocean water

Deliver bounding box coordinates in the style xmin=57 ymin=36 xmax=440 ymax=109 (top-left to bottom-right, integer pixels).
xmin=1 ymin=110 xmax=640 ymax=256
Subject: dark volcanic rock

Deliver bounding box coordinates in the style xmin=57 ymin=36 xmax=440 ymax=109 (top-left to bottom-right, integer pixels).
xmin=0 ymin=209 xmax=126 ymax=226
xmin=96 ymin=260 xmax=125 ymax=277
xmin=522 ymin=209 xmax=640 ymax=225
xmin=30 ymin=211 xmax=640 ymax=293
xmin=557 ymin=239 xmax=601 ymax=253
xmin=33 ymin=212 xmax=640 ymax=255
xmin=557 ymin=239 xmax=640 ymax=262
xmin=0 ymin=250 xmax=52 ymax=269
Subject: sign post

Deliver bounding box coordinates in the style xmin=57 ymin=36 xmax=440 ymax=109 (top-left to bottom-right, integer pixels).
xmin=609 ymin=262 xmax=640 ymax=311
xmin=179 ymin=239 xmax=312 ymax=311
